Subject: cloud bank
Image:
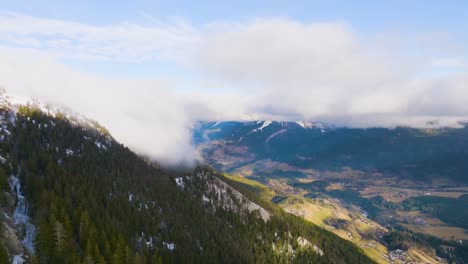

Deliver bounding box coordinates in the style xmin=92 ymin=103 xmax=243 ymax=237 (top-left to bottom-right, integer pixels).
xmin=196 ymin=18 xmax=468 ymax=127
xmin=0 ymin=46 xmax=195 ymax=165
xmin=0 ymin=13 xmax=467 ymax=164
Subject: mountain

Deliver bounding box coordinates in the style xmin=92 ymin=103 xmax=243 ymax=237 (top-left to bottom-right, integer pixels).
xmin=194 ymin=120 xmax=468 ymax=185
xmin=193 ymin=121 xmax=468 ymax=263
xmin=0 ymin=93 xmax=374 ymax=263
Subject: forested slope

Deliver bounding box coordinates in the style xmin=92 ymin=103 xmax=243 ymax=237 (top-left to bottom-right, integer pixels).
xmin=0 ymin=97 xmax=374 ymax=263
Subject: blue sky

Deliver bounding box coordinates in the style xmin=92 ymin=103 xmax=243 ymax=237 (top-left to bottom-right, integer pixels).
xmin=0 ymin=1 xmax=467 ymax=162
xmin=1 ymin=1 xmax=467 ymax=78
xmin=3 ymin=0 xmax=467 ymax=31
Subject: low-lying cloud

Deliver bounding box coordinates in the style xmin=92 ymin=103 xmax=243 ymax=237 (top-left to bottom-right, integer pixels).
xmin=0 ymin=47 xmax=195 ymax=165
xmin=196 ymin=18 xmax=468 ymax=126
xmin=0 ymin=14 xmax=467 ymax=164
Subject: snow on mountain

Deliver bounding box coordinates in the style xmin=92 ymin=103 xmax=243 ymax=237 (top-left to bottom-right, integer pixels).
xmin=296 ymin=121 xmax=314 ymax=128
xmin=250 ymin=120 xmax=272 ymax=133
xmin=210 ymin=121 xmax=222 ymax=128
xmin=0 ymin=89 xmax=113 ymax=144
xmin=295 ymin=121 xmax=331 ymax=130
xmin=10 ymin=174 xmax=36 ymax=254
xmin=266 ymin=129 xmax=287 ymax=143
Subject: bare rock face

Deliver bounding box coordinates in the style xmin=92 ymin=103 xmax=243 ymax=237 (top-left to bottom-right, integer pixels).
xmin=297 ymin=236 xmax=324 ymax=257
xmin=201 ymin=172 xmax=271 ymax=222
xmin=313 ymin=244 xmax=324 ymax=257
xmin=297 ymin=236 xmax=311 ymax=248
xmin=1 ymin=221 xmax=22 ymax=255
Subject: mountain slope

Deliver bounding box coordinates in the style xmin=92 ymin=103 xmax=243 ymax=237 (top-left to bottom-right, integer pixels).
xmin=0 ymin=96 xmax=374 ymax=263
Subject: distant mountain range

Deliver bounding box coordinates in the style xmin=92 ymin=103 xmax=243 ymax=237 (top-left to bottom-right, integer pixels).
xmin=194 ymin=120 xmax=468 ymax=185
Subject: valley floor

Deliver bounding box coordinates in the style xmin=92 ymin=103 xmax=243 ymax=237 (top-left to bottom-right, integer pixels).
xmin=220 ymin=165 xmax=468 ymax=264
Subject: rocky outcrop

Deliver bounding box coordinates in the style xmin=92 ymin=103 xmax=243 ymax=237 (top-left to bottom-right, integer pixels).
xmin=297 ymin=236 xmax=324 ymax=257
xmin=186 ymin=170 xmax=271 ymax=223
xmin=204 ymin=173 xmax=271 ymax=222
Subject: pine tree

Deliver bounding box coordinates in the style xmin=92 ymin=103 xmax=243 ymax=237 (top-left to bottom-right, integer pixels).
xmin=54 ymin=220 xmax=66 ymax=251
xmin=0 ymin=243 xmax=8 ymax=264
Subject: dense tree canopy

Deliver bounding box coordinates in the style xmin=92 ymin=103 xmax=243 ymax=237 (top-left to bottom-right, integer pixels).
xmin=0 ymin=105 xmax=374 ymax=263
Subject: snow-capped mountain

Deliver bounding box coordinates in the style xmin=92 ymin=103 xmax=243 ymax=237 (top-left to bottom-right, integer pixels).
xmin=193 ymin=120 xmax=468 ymax=185
xmin=193 ymin=120 xmax=332 ymax=145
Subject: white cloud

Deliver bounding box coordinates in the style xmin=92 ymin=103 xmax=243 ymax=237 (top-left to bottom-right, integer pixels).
xmin=0 ymin=46 xmax=195 ymax=165
xmin=0 ymin=12 xmax=199 ymax=62
xmin=195 ymin=18 xmax=468 ymax=126
xmin=0 ymin=14 xmax=468 ymax=164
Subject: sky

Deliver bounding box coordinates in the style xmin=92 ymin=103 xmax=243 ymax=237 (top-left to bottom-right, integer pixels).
xmin=0 ymin=1 xmax=467 ymax=164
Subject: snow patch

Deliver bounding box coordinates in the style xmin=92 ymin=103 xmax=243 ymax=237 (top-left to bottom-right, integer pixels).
xmin=13 ymin=254 xmax=25 ymax=264
xmin=9 ymin=174 xmax=36 ymax=254
xmin=296 ymin=121 xmax=314 ymax=128
xmin=163 ymin=242 xmax=175 ymax=251
xmin=266 ymin=129 xmax=287 ymax=143
xmin=65 ymin=148 xmax=74 ymax=156
xmin=250 ymin=121 xmax=272 ymax=133
xmin=146 ymin=237 xmax=153 ymax=248
xmin=210 ymin=121 xmax=222 ymax=128
xmin=175 ymin=177 xmax=184 ymax=188
xmin=202 ymin=195 xmax=210 ymax=203
xmin=95 ymin=141 xmax=108 ymax=150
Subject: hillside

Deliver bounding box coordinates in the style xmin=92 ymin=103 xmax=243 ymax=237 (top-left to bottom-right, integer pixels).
xmin=0 ymin=94 xmax=374 ymax=263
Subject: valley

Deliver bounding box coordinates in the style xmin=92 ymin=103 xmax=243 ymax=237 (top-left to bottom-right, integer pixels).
xmin=194 ymin=121 xmax=468 ymax=263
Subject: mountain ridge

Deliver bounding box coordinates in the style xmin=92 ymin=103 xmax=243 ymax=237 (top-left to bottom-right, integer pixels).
xmin=194 ymin=120 xmax=468 ymax=185
xmin=0 ymin=93 xmax=374 ymax=263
